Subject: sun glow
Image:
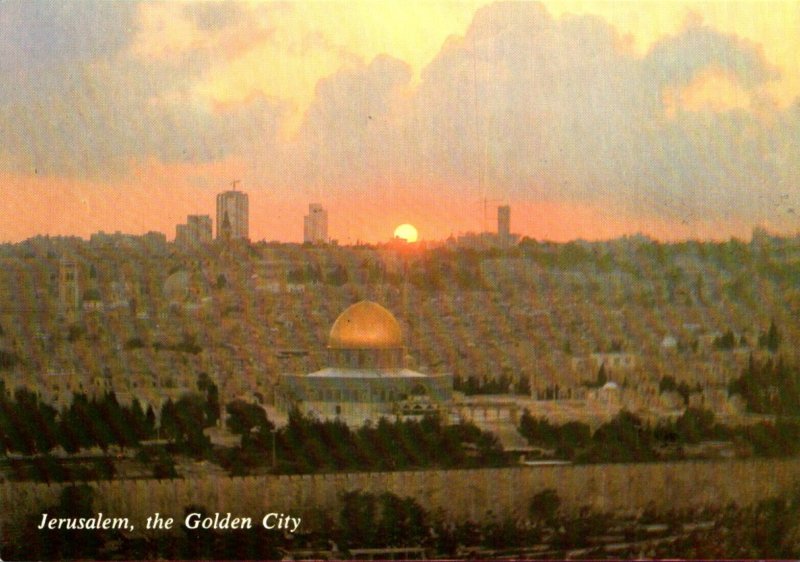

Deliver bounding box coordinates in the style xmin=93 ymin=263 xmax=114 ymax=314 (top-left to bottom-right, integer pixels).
xmin=393 ymin=223 xmax=418 ymax=243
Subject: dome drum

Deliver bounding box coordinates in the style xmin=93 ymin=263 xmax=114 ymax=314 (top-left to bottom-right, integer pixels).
xmin=328 ymin=347 xmax=404 ymax=370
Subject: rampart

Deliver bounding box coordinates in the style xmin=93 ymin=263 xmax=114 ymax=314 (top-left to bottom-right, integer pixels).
xmin=2 ymin=458 xmax=800 ymax=539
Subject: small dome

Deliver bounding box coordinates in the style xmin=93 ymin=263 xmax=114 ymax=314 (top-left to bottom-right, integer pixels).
xmin=163 ymin=270 xmax=191 ymax=301
xmin=328 ymin=301 xmax=402 ymax=350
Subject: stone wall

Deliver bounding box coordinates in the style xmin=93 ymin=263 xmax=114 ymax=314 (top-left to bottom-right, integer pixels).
xmin=2 ymin=458 xmax=799 ymax=540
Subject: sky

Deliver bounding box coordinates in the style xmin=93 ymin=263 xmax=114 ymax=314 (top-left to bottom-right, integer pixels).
xmin=1 ymin=1 xmax=800 ymax=244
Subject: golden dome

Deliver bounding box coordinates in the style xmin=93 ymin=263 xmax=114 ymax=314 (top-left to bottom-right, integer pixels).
xmin=328 ymin=301 xmax=403 ymax=350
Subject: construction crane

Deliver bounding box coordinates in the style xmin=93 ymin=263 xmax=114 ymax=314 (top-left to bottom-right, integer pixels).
xmin=477 ymin=196 xmax=501 ymax=233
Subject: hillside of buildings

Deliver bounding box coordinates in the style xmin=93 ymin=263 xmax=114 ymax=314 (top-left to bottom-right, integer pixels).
xmin=0 ymin=232 xmax=797 ymax=420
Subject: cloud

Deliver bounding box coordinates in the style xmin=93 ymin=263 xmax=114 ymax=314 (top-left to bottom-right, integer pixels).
xmin=0 ymin=16 xmax=287 ymax=181
xmin=286 ymin=1 xmax=797 ymax=236
xmin=1 ymin=1 xmax=799 ymax=241
xmin=0 ymin=1 xmax=136 ymax=71
xmin=643 ymin=15 xmax=779 ymax=90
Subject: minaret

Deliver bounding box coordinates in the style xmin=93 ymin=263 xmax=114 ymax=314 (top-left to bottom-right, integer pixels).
xmin=58 ymin=256 xmax=80 ymax=319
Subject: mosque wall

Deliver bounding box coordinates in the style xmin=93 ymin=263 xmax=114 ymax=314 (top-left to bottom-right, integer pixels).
xmin=2 ymin=458 xmax=800 ymax=539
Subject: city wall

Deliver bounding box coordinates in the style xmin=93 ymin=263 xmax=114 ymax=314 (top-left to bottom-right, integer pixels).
xmin=2 ymin=458 xmax=800 ymax=538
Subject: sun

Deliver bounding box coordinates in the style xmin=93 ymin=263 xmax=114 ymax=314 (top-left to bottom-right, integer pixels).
xmin=393 ymin=223 xmax=418 ymax=243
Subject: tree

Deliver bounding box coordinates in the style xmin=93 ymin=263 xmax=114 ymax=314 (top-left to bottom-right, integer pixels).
xmin=674 ymin=407 xmax=716 ymax=444
xmin=375 ymin=492 xmax=428 ymax=547
xmin=759 ymin=320 xmax=781 ymax=352
xmin=164 ymin=394 xmax=212 ymax=455
xmin=226 ymin=400 xmax=273 ymax=435
xmin=340 ymin=490 xmax=378 ymax=546
xmin=0 ymin=349 xmax=18 ymax=369
xmin=714 ymin=330 xmax=736 ymax=350
xmin=528 ymin=489 xmax=560 ymax=524
xmin=596 ymin=363 xmax=608 ymax=387
xmin=160 ymin=398 xmax=178 ymax=441
xmin=583 ymin=411 xmax=655 ymax=462
xmin=7 ymin=388 xmax=58 ymax=455
xmin=197 ymin=372 xmax=220 ymax=427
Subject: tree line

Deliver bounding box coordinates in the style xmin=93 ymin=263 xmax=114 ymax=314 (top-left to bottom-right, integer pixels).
xmin=219 ymin=408 xmax=508 ymax=475
xmin=0 ymin=384 xmax=156 ymax=456
xmin=729 ymin=354 xmax=800 ymax=415
xmin=519 ymin=407 xmax=800 ymax=462
xmin=0 ymin=374 xmax=219 ymax=457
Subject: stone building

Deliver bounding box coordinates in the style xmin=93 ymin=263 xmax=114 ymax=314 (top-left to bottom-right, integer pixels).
xmin=276 ymin=301 xmax=452 ymax=426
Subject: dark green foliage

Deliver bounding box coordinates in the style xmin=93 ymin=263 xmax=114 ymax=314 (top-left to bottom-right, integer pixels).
xmin=225 ymin=400 xmax=273 ymax=435
xmin=339 ymin=491 xmax=428 ymax=548
xmin=66 ymin=323 xmax=85 ymax=342
xmin=672 ymin=407 xmax=717 ymax=443
xmin=160 ymin=393 xmax=211 ymax=456
xmin=454 ymin=373 xmax=527 ymax=395
xmin=758 ymin=320 xmax=781 ymax=352
xmin=738 ymin=420 xmax=800 ymax=457
xmin=579 ymin=411 xmax=657 ymax=463
xmin=528 ymin=488 xmax=560 ymax=524
xmin=268 ymin=410 xmax=506 ymax=474
xmin=0 ymin=348 xmax=19 ymax=368
xmin=410 ymin=249 xmax=484 ymax=290
xmin=177 ymin=332 xmax=202 ymax=354
xmin=520 ymin=404 xmax=800 ymax=463
xmin=56 ymin=392 xmax=150 ymax=453
xmin=0 ymin=388 xmax=58 ymax=455
xmin=82 ymin=287 xmax=101 ymax=301
xmin=518 ymin=410 xmax=590 ymax=457
xmin=225 ymin=400 xmax=274 ymax=451
xmin=596 ymin=363 xmax=607 ymax=386
xmin=714 ymin=329 xmax=737 ymax=350
xmin=124 ymin=336 xmax=146 ymax=349
xmin=729 ymin=354 xmax=800 ymax=415
xmin=197 ymin=373 xmax=220 ymax=427
xmin=152 ymin=457 xmax=179 ymax=479
xmin=287 ymin=263 xmax=323 ymax=283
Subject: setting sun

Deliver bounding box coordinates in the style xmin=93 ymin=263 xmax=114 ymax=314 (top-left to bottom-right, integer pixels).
xmin=393 ymin=223 xmax=418 ymax=243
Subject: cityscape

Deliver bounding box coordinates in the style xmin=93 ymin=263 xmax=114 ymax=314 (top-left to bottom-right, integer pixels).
xmin=2 ymin=1 xmax=800 ymax=560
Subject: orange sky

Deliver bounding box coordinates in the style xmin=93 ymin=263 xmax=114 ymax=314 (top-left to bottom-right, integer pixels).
xmin=1 ymin=1 xmax=799 ymax=243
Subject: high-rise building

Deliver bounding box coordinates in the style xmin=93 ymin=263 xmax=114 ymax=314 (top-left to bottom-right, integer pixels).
xmin=498 ymin=205 xmax=510 ymax=247
xmin=216 ymin=188 xmax=249 ymax=241
xmin=303 ymin=203 xmax=328 ymax=244
xmin=175 ymin=224 xmax=188 ymax=246
xmin=187 ymin=215 xmax=212 ymax=245
xmin=176 ymin=215 xmax=212 ymax=248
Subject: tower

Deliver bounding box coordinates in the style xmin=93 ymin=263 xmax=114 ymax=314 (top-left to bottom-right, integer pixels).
xmin=498 ymin=205 xmax=510 ymax=248
xmin=216 ymin=185 xmax=249 ymax=241
xmin=303 ymin=203 xmax=328 ymax=244
xmin=58 ymin=256 xmax=80 ymax=318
